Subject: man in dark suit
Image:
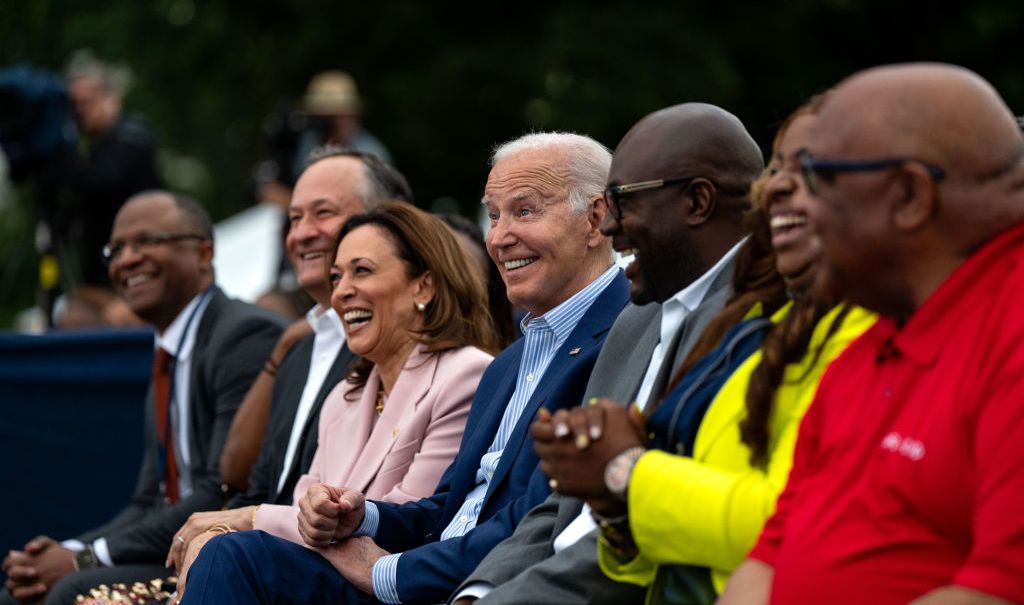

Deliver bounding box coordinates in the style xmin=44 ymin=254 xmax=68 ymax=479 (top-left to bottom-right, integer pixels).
xmin=163 ymin=148 xmax=415 ymax=587
xmin=0 ymin=191 xmax=284 ymax=604
xmin=181 ymin=132 xmax=630 ymax=605
xmin=452 ymin=103 xmax=765 ymax=605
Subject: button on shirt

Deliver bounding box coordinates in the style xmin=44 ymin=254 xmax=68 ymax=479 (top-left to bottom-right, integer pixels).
xmin=362 ymin=265 xmax=620 ymax=604
xmin=275 ymin=304 xmax=346 ymax=495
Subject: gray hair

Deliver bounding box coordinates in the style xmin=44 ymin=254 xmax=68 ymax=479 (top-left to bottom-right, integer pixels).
xmin=489 ymin=132 xmax=611 ymax=214
xmin=304 ymin=144 xmax=414 ymax=209
xmin=65 ymin=48 xmax=130 ymax=97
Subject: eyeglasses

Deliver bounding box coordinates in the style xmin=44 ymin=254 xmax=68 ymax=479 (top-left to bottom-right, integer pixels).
xmin=102 ymin=232 xmax=208 ymax=263
xmin=603 ymin=176 xmax=697 ymax=222
xmin=796 ymin=149 xmax=945 ymax=196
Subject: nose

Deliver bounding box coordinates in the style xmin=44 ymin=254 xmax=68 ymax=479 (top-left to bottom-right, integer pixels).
xmin=330 ymin=271 xmax=355 ymax=311
xmin=109 ymin=240 xmax=144 ymax=272
xmin=760 ymin=169 xmax=798 ymax=211
xmin=486 ymin=215 xmax=518 ymax=252
xmin=288 ymin=214 xmax=319 ymax=244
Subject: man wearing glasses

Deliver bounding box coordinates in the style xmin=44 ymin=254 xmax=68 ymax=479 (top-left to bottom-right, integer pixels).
xmin=722 ymin=64 xmax=1024 ymax=605
xmin=1 ymin=191 xmax=284 ymax=604
xmin=451 ymin=103 xmax=762 ymax=605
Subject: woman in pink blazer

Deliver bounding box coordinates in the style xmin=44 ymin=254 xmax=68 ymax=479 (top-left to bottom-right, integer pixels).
xmin=169 ymin=202 xmax=501 ymax=592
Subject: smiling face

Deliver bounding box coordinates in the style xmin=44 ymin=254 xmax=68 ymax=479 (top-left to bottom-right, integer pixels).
xmin=601 ymin=144 xmax=704 ymax=305
xmin=287 ymin=156 xmax=367 ymax=305
xmin=484 ymin=147 xmax=605 ymax=316
xmin=107 ymin=193 xmax=212 ymax=332
xmin=759 ymin=114 xmax=823 ymax=295
xmin=330 ymin=224 xmax=431 ymax=365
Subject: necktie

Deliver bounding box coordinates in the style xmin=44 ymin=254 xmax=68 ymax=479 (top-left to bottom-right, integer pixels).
xmin=152 ymin=347 xmax=180 ymax=503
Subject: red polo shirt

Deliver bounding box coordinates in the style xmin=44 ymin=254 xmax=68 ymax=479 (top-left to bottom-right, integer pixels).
xmin=750 ymin=221 xmax=1024 ymax=604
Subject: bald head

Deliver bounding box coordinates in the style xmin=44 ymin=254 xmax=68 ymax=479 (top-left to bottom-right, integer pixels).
xmin=618 ymin=102 xmax=765 ymax=193
xmin=817 ymin=63 xmax=1023 ymax=181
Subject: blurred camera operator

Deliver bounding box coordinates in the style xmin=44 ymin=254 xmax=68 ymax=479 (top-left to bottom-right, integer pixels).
xmin=59 ymin=49 xmax=161 ymax=325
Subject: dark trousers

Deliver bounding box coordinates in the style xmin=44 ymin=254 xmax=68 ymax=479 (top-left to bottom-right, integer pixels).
xmin=183 ymin=530 xmax=378 ymax=605
xmin=0 ymin=563 xmax=169 ymax=605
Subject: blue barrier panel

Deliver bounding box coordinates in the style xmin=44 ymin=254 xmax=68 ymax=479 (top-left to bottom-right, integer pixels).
xmin=0 ymin=328 xmax=153 ymax=554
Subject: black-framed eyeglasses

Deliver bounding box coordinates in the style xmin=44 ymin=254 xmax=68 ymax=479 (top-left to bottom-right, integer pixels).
xmin=796 ymin=149 xmax=945 ymax=196
xmin=102 ymin=232 xmax=208 ymax=263
xmin=603 ymin=176 xmax=697 ymax=221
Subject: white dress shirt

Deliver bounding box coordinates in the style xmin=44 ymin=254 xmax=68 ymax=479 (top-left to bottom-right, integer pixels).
xmin=275 ymin=304 xmax=346 ymax=495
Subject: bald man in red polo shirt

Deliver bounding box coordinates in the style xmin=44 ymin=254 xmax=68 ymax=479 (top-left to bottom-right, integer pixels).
xmin=720 ymin=64 xmax=1024 ymax=605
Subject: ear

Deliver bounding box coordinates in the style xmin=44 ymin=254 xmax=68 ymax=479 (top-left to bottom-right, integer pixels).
xmin=197 ymin=240 xmax=215 ymax=274
xmin=413 ymin=270 xmax=436 ymax=307
xmin=686 ymin=179 xmax=717 ymax=227
xmin=585 ymin=194 xmax=609 ymax=249
xmin=891 ymin=163 xmax=938 ymax=232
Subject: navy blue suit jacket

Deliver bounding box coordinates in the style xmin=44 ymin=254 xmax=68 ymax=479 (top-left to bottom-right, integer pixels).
xmin=371 ymin=271 xmax=629 ymax=604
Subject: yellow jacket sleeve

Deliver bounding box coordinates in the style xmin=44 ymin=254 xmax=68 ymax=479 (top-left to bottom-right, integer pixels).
xmin=599 ymin=305 xmax=876 ymax=592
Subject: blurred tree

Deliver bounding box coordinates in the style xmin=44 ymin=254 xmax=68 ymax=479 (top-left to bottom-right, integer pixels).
xmin=1 ymin=0 xmax=1022 ymax=327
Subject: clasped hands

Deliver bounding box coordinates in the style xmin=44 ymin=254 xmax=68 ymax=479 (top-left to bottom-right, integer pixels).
xmin=297 ymin=483 xmax=389 ymax=595
xmin=2 ymin=535 xmax=74 ymax=603
xmin=531 ymin=398 xmax=647 ymax=515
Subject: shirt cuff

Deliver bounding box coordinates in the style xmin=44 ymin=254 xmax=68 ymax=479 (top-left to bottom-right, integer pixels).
xmin=354 ymin=501 xmax=379 ymax=538
xmin=371 ymin=553 xmax=402 ymax=604
xmin=61 ymin=539 xmax=113 ymax=567
xmin=451 ymin=582 xmax=494 ymax=602
xmin=92 ymin=538 xmax=114 ymax=567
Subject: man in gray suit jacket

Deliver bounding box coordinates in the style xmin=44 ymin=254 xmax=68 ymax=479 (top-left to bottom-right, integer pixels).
xmin=0 ymin=191 xmax=284 ymax=605
xmin=452 ymin=103 xmax=764 ymax=605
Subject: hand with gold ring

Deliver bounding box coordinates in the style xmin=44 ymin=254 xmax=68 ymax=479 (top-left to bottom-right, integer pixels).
xmin=164 ymin=506 xmax=256 ymax=572
xmin=531 ymin=400 xmax=647 ymax=503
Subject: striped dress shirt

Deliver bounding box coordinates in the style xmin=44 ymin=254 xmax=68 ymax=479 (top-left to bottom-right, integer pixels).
xmin=365 ymin=265 xmax=620 ymax=604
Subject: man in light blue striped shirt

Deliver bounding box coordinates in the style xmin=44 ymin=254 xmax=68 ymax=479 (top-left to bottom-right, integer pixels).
xmin=182 ymin=133 xmax=631 ymax=605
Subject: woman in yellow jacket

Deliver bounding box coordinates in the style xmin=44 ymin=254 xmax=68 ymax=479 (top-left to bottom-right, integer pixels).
xmin=534 ymin=96 xmax=876 ymax=604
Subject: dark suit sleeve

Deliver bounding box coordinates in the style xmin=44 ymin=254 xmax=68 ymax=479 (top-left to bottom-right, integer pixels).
xmin=390 ymin=467 xmax=554 ymax=604
xmin=477 ymin=528 xmax=645 ymax=605
xmin=455 ymin=493 xmax=564 ymax=591
xmin=102 ymin=311 xmax=283 ymax=563
xmin=227 ymin=340 xmax=309 ymax=509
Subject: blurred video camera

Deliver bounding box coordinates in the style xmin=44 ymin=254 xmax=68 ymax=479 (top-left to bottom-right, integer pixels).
xmin=0 ymin=65 xmax=76 ymax=183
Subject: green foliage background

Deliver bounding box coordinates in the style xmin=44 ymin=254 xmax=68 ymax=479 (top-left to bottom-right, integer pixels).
xmin=1 ymin=0 xmax=1022 ymax=327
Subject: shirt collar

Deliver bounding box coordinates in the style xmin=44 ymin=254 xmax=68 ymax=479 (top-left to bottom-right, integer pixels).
xmin=520 ymin=264 xmax=620 ymax=344
xmin=156 ymin=291 xmax=213 ymax=361
xmin=885 ymin=221 xmax=1024 ymax=366
xmin=664 ymin=237 xmax=746 ymax=315
xmin=307 ymin=303 xmax=346 ymax=343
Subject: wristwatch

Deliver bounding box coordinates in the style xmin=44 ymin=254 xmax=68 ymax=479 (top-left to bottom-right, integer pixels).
xmin=604 ymin=446 xmax=647 ymax=502
xmin=73 ymin=544 xmax=100 ymax=571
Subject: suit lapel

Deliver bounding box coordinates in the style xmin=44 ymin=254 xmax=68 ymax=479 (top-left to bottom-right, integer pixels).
xmin=484 ymin=273 xmax=627 ymax=498
xmin=621 ymin=307 xmax=663 ymax=405
xmin=443 ymin=348 xmax=519 ymax=505
xmin=274 ymin=342 xmax=356 ymax=501
xmin=345 ymin=346 xmax=437 ymax=493
xmin=651 ymin=257 xmax=738 ymax=406
xmin=185 ymin=288 xmax=226 ymax=463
